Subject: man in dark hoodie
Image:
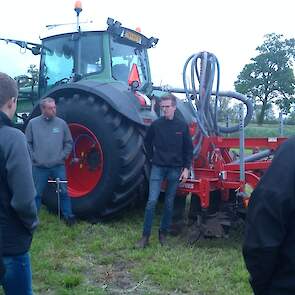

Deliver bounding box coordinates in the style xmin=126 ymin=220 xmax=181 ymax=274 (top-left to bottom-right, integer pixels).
xmin=0 ymin=72 xmax=38 ymax=294
xmin=137 ymin=93 xmax=193 ymax=248
xmin=243 ymin=136 xmax=295 ymax=295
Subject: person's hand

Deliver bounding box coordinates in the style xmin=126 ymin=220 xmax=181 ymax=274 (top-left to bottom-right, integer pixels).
xmin=179 ymin=168 xmax=189 ymax=183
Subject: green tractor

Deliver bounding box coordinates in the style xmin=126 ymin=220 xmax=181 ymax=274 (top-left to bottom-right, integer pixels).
xmin=1 ymin=12 xmax=195 ymax=220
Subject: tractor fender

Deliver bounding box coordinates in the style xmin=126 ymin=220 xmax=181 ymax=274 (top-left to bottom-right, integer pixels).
xmin=43 ymin=80 xmax=157 ymax=126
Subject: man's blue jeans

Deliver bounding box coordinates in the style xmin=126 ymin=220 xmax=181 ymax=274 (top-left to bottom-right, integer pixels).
xmin=32 ymin=164 xmax=74 ymax=218
xmin=1 ymin=252 xmax=33 ymax=295
xmin=142 ymin=165 xmax=181 ymax=237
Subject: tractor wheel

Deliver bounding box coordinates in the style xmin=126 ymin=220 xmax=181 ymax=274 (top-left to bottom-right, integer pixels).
xmin=42 ymin=93 xmax=148 ymax=220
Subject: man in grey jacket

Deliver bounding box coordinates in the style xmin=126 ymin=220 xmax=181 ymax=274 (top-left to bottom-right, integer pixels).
xmin=0 ymin=72 xmax=38 ymax=294
xmin=25 ymin=97 xmax=76 ymax=225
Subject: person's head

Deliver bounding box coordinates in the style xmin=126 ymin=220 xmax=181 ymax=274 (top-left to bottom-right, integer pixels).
xmin=0 ymin=72 xmax=18 ymax=120
xmin=40 ymin=97 xmax=56 ymax=119
xmin=160 ymin=93 xmax=177 ymax=120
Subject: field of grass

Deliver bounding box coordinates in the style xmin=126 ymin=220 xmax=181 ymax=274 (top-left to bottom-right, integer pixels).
xmin=4 ymin=122 xmax=287 ymax=295
xmin=18 ymin=204 xmax=253 ymax=295
xmin=230 ymin=122 xmax=294 ymax=138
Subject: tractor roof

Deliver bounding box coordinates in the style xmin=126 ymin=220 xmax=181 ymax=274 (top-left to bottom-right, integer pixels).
xmin=41 ymin=17 xmax=158 ymax=49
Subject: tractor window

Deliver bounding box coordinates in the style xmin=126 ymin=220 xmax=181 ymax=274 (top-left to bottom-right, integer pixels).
xmin=40 ymin=36 xmax=74 ymax=92
xmin=79 ymin=33 xmax=104 ymax=75
xmin=39 ymin=32 xmax=103 ymax=95
xmin=110 ymin=37 xmax=149 ymax=87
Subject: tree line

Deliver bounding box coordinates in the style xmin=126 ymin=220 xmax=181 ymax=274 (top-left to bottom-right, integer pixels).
xmin=234 ymin=33 xmax=295 ymax=125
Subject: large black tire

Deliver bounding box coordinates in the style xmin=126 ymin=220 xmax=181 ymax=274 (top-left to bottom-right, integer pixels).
xmin=41 ymin=93 xmax=148 ymax=220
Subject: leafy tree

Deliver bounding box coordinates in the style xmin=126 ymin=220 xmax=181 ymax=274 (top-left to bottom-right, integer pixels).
xmin=234 ymin=33 xmax=295 ymax=125
xmin=253 ymin=103 xmax=276 ymax=122
xmin=14 ymin=64 xmax=39 ymax=88
xmin=217 ymin=96 xmax=232 ymax=122
xmin=27 ymin=64 xmax=39 ymax=84
xmin=286 ymin=107 xmax=295 ymax=124
xmin=230 ymin=103 xmax=242 ymax=122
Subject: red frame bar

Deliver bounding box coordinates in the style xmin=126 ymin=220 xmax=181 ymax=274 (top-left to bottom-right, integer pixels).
xmin=176 ymin=136 xmax=287 ymax=209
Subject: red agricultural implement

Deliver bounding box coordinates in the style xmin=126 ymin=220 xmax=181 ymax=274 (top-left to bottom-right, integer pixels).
xmin=172 ymin=135 xmax=286 ymax=240
xmin=177 ymin=136 xmax=286 ymax=208
xmin=156 ymin=52 xmax=287 ymax=239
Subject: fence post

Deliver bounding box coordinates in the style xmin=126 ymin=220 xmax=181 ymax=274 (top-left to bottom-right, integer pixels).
xmin=239 ymin=104 xmax=245 ymax=192
xmin=279 ymin=111 xmax=284 ymax=137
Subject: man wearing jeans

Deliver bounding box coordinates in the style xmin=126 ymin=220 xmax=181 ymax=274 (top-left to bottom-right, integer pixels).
xmin=137 ymin=93 xmax=193 ymax=248
xmin=25 ymin=97 xmax=76 ymax=226
xmin=0 ymin=72 xmax=38 ymax=294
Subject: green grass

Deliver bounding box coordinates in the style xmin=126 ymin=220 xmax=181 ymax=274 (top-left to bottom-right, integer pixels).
xmin=29 ymin=207 xmax=252 ymax=295
xmin=12 ymin=122 xmax=288 ymax=295
xmin=230 ymin=123 xmax=294 ymax=138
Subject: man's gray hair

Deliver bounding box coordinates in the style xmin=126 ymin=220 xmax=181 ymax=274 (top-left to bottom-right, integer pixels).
xmin=40 ymin=97 xmax=55 ymax=109
xmin=0 ymin=72 xmax=18 ymax=108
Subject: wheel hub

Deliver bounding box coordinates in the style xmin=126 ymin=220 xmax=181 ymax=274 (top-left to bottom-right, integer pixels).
xmin=66 ymin=123 xmax=103 ymax=197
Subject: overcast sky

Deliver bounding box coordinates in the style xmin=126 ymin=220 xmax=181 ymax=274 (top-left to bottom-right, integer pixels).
xmin=0 ymin=0 xmax=294 ymax=91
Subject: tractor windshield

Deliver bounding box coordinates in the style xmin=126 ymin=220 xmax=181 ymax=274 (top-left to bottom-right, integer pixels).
xmin=110 ymin=37 xmax=149 ymax=88
xmin=39 ymin=32 xmax=103 ymax=95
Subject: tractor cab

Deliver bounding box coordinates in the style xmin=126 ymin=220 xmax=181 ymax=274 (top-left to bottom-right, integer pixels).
xmin=38 ymin=18 xmax=158 ymax=97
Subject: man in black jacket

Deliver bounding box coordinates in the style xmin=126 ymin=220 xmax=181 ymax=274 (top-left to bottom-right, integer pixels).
xmin=137 ymin=93 xmax=193 ymax=248
xmin=243 ymin=136 xmax=295 ymax=295
xmin=0 ymin=72 xmax=38 ymax=294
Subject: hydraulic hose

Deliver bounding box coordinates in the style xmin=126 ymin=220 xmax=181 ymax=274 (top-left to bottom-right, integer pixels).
xmin=182 ymin=52 xmax=253 ymax=157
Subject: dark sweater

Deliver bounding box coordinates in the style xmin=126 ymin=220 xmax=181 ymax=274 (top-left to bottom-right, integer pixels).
xmin=243 ymin=136 xmax=295 ymax=295
xmin=0 ymin=111 xmax=38 ymax=256
xmin=145 ymin=116 xmax=193 ymax=169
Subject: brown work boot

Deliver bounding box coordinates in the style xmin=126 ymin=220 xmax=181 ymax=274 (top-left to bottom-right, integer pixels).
xmin=137 ymin=235 xmax=149 ymax=249
xmin=158 ymin=230 xmax=167 ymax=246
